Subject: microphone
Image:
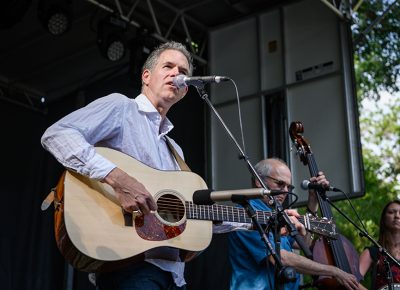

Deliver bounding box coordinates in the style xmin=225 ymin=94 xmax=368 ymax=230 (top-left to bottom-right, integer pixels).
xmin=300 ymin=180 xmax=340 ymax=192
xmin=192 ymin=188 xmax=285 ymax=205
xmin=173 ymin=74 xmax=229 ymax=88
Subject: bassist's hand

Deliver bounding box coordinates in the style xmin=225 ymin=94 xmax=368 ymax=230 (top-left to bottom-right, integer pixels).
xmin=332 ymin=267 xmax=360 ymax=290
xmin=307 ymin=171 xmax=329 ymax=214
xmin=103 ymin=167 xmax=157 ymax=215
xmin=309 ymin=171 xmax=330 ymax=191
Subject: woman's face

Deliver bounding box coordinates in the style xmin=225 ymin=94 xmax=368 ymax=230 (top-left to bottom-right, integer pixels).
xmin=384 ymin=202 xmax=400 ymax=231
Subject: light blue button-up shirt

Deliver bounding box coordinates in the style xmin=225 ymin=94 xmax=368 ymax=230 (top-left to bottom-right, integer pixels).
xmin=41 ymin=93 xmax=186 ymax=286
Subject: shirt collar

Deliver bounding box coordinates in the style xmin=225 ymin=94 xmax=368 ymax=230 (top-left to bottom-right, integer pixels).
xmin=250 ymin=198 xmax=270 ymax=210
xmin=135 ymin=94 xmax=174 ymax=135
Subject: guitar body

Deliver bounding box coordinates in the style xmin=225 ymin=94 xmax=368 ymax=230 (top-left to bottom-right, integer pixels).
xmin=54 ymin=147 xmax=211 ymax=272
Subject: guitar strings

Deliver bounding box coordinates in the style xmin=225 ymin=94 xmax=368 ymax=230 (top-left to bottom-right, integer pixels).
xmin=156 ymin=196 xmax=290 ymax=222
xmin=154 ymin=196 xmax=332 ymax=235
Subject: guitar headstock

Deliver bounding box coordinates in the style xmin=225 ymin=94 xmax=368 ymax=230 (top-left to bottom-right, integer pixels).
xmin=289 ymin=121 xmax=313 ymax=166
xmin=305 ymin=215 xmax=338 ymax=239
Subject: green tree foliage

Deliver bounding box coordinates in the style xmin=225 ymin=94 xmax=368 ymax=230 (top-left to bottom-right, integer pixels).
xmin=352 ymin=0 xmax=400 ymax=101
xmin=334 ymin=150 xmax=398 ymax=252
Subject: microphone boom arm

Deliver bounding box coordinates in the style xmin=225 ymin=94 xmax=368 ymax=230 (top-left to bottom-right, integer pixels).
xmin=195 ymin=86 xmax=271 ymax=198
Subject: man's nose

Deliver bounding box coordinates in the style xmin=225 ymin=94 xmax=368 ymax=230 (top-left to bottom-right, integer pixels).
xmin=171 ymin=66 xmax=180 ymax=75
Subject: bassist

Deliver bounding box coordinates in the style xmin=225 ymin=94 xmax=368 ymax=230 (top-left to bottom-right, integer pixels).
xmin=228 ymin=158 xmax=361 ymax=290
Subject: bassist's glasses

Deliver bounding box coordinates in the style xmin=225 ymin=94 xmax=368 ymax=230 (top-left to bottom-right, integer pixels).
xmin=265 ymin=176 xmax=295 ymax=192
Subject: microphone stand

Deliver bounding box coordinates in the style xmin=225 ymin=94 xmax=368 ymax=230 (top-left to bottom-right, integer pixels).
xmin=317 ymin=191 xmax=400 ymax=270
xmin=265 ymin=202 xmax=299 ymax=289
xmin=232 ymin=196 xmax=290 ymax=290
xmin=383 ymin=257 xmax=394 ymax=290
xmin=195 ymin=85 xmax=302 ymax=289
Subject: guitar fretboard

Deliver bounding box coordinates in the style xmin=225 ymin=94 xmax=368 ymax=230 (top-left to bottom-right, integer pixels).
xmin=185 ymin=201 xmax=322 ymax=235
xmin=185 ymin=201 xmax=309 ymax=225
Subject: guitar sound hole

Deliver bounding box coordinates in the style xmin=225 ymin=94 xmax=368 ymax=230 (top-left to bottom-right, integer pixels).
xmin=156 ymin=193 xmax=185 ymax=224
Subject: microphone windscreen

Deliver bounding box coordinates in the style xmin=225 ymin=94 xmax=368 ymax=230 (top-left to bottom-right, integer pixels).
xmin=300 ymin=180 xmax=310 ymax=190
xmin=192 ymin=189 xmax=214 ymax=205
xmin=173 ymin=75 xmax=186 ymax=89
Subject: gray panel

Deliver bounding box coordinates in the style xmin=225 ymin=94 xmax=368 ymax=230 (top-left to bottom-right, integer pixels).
xmin=208 ymin=0 xmax=363 ymax=207
xmin=211 ymin=97 xmax=263 ymax=190
xmin=209 ymin=18 xmax=259 ymax=104
xmin=284 ymin=0 xmax=341 ymax=85
xmin=287 ymin=75 xmax=356 ymax=204
xmin=259 ymin=10 xmax=284 ymax=91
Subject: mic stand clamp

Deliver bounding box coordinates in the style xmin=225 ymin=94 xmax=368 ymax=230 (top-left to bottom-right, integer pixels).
xmin=232 ymin=195 xmax=295 ymax=290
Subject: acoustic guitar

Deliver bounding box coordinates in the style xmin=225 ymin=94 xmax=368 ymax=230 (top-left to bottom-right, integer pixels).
xmin=53 ymin=147 xmax=338 ymax=272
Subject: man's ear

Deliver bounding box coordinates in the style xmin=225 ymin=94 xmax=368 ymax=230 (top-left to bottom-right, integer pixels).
xmin=142 ymin=69 xmax=150 ymax=85
xmin=255 ymin=179 xmax=262 ymax=188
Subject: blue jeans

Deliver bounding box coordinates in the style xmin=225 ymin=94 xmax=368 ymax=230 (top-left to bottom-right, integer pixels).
xmin=97 ymin=261 xmax=186 ymax=290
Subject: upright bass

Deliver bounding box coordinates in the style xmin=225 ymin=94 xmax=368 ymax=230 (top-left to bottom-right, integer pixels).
xmin=289 ymin=121 xmax=362 ymax=289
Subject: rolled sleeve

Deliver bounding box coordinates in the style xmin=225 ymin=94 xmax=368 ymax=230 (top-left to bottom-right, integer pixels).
xmin=82 ymin=152 xmax=117 ymax=180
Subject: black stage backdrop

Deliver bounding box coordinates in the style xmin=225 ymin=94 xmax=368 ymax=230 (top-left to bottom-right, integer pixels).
xmin=0 ymin=74 xmax=231 ymax=290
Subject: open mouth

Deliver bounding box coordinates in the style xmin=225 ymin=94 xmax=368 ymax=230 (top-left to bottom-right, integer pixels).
xmin=167 ymin=81 xmax=178 ymax=89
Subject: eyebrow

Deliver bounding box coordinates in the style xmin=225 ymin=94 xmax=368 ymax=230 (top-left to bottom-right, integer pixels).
xmin=164 ymin=61 xmax=189 ymax=75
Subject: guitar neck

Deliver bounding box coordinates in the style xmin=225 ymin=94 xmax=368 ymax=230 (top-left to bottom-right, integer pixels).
xmin=186 ymin=202 xmax=308 ymax=225
xmin=185 ymin=201 xmax=337 ymax=239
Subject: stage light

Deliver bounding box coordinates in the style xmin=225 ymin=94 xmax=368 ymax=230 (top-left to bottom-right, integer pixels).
xmin=104 ymin=35 xmax=125 ymax=61
xmin=97 ymin=15 xmax=128 ymax=62
xmin=46 ymin=10 xmax=69 ymax=35
xmin=38 ymin=0 xmax=71 ymax=36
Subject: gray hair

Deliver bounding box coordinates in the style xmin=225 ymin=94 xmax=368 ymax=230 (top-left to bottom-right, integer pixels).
xmin=142 ymin=41 xmax=194 ymax=76
xmin=252 ymin=158 xmax=288 ymax=186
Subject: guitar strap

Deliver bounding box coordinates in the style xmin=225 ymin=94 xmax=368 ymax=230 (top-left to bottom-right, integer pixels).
xmin=165 ymin=136 xmax=191 ymax=172
xmin=165 ymin=136 xmax=203 ymax=262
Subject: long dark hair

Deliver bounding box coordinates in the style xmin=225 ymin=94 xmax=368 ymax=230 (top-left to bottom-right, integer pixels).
xmin=379 ymin=200 xmax=400 ymax=248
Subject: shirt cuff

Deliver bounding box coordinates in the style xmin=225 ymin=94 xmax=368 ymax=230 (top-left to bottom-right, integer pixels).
xmin=83 ymin=153 xmax=117 ymax=180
